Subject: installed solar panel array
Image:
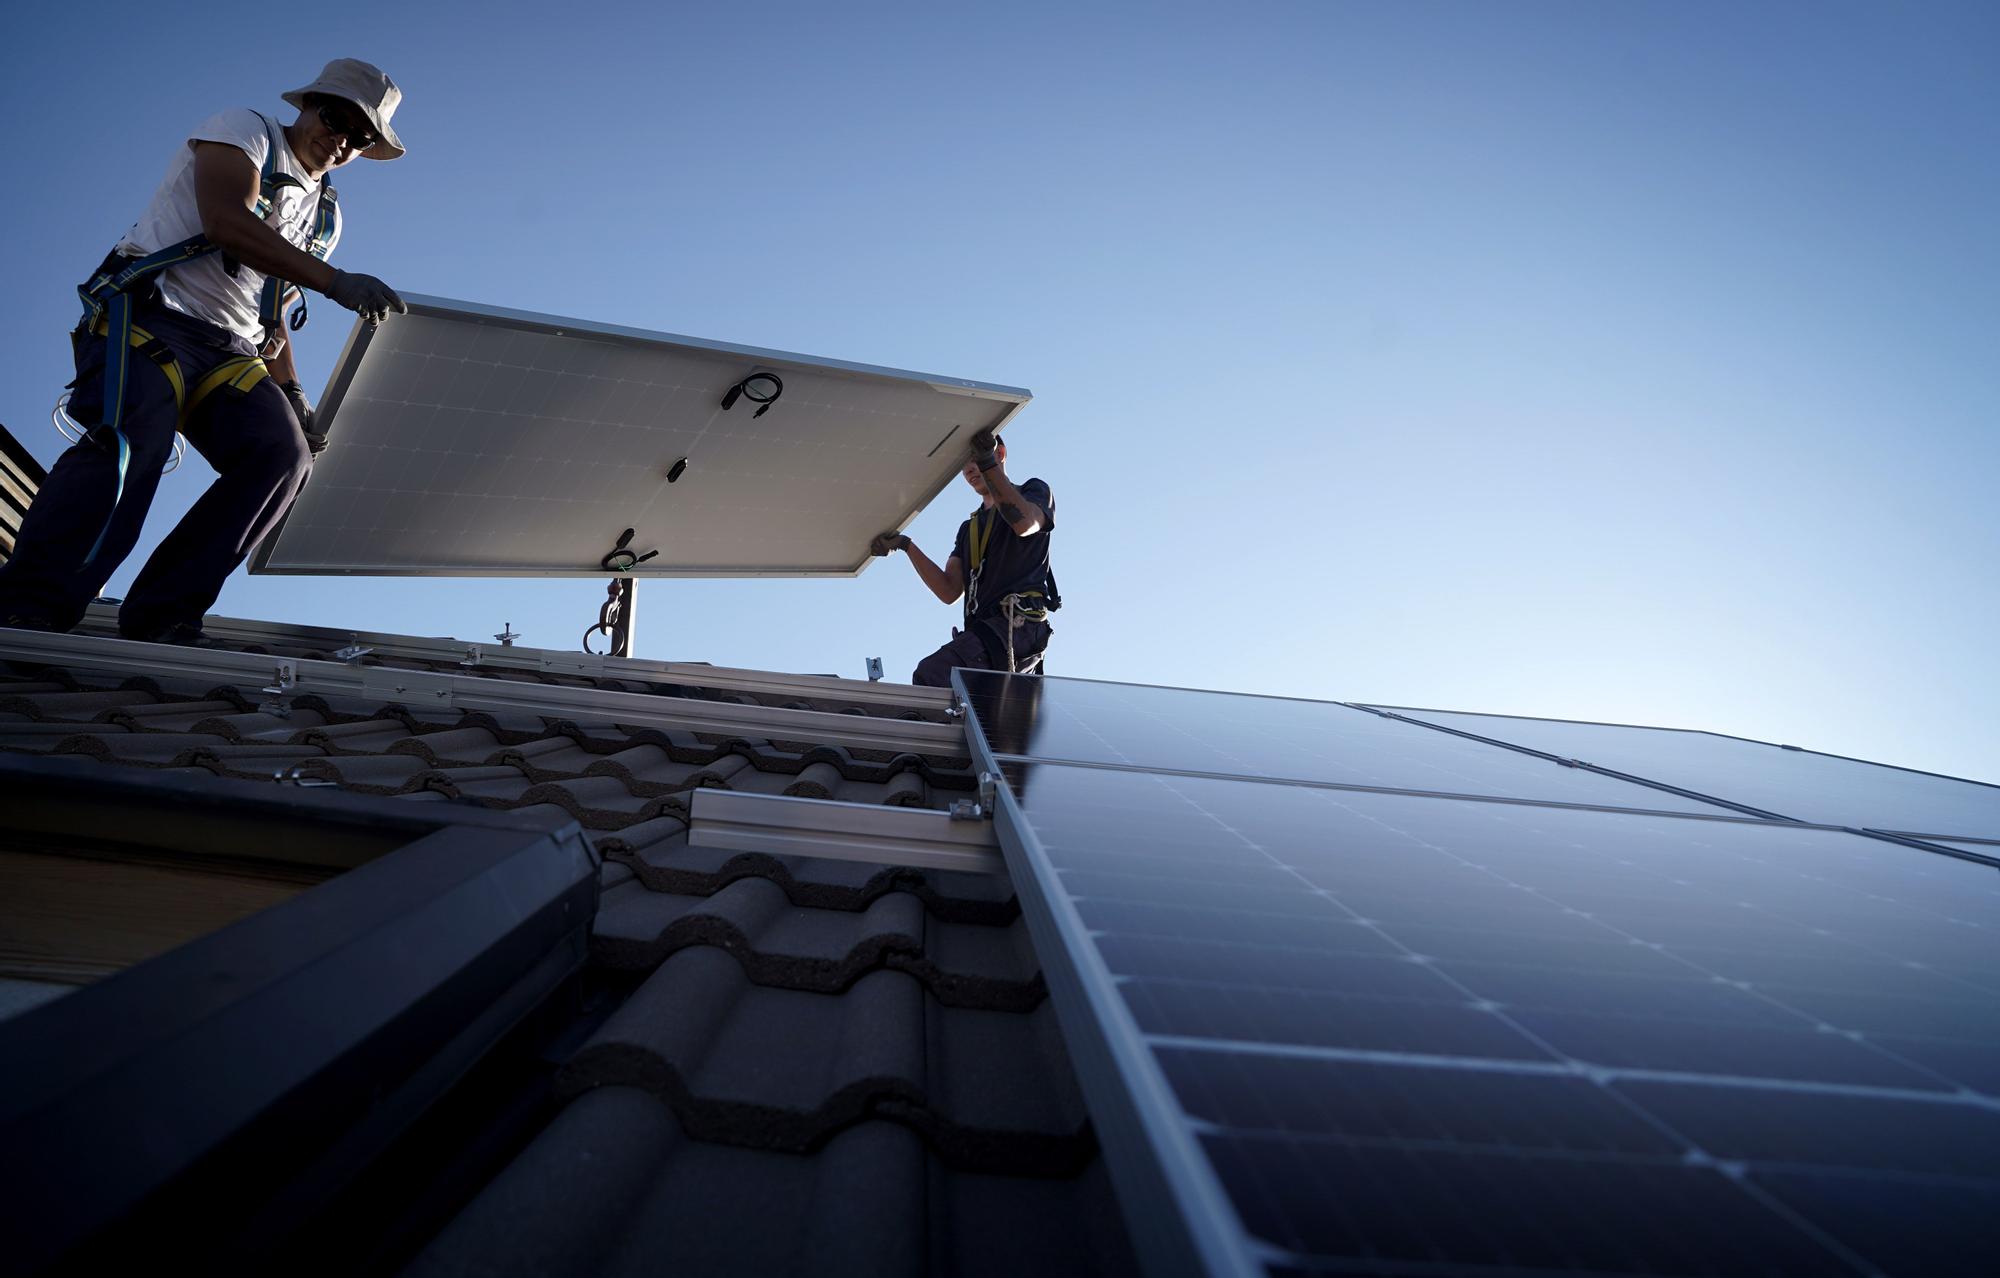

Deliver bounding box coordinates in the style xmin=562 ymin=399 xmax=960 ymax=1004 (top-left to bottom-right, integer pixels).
xmin=956 ymin=672 xmax=2000 ymax=1277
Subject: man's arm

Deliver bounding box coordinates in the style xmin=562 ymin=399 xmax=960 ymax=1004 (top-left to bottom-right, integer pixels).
xmin=965 ymin=428 xmax=1045 ymax=537
xmin=192 ymin=143 xmax=336 ymax=292
xmin=873 ymin=533 xmax=963 ymax=605
xmin=191 ymin=142 xmax=405 ymax=323
xmin=967 ymin=459 xmax=1045 ymax=538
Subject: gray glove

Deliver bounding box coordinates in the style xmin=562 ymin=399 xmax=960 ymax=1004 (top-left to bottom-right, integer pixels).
xmin=279 ymin=380 xmax=328 ymax=455
xmin=969 ymin=427 xmax=999 ymax=472
xmin=870 ymin=532 xmax=910 ymax=557
xmin=324 ymin=269 xmax=407 ymax=325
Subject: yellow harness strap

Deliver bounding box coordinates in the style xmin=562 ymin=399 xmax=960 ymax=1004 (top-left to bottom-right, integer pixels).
xmin=93 ymin=316 xmax=185 ymax=414
xmin=967 ymin=507 xmax=994 ymax=574
xmin=90 ymin=315 xmax=267 ymax=428
xmin=184 ymin=356 xmax=270 ymax=420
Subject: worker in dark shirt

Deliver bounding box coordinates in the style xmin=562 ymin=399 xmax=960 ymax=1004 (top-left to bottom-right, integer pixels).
xmin=872 ymin=428 xmax=1058 ymax=686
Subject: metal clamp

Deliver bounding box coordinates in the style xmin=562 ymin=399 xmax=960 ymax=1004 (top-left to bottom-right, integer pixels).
xmin=258 ymin=660 xmax=298 ymax=719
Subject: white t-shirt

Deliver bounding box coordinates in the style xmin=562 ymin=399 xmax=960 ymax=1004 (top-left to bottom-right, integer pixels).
xmin=115 ymin=108 xmax=340 ymax=342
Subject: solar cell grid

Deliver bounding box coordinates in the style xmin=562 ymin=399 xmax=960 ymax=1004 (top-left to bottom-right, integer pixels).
xmin=988 ymin=752 xmax=2000 ymax=1276
xmin=1370 ymin=705 xmax=2000 ymax=842
xmin=253 ymin=296 xmax=1030 ymax=577
xmin=967 ymin=674 xmax=1741 ymax=816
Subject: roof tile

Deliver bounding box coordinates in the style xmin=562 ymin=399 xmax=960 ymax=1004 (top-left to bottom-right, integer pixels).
xmin=591 ymin=877 xmax=1043 ymax=1011
xmin=559 ymin=946 xmax=1089 ymax=1173
xmin=402 ymin=1090 xmax=1135 ymax=1278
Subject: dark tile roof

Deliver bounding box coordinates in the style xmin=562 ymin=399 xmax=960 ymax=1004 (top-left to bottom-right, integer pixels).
xmin=404 ymin=1091 xmax=1135 ymax=1278
xmin=0 ymin=621 xmax=1135 ymax=1274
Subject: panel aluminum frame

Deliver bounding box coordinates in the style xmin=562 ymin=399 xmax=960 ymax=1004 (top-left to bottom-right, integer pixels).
xmin=249 ymin=295 xmax=1032 ymax=579
xmin=1363 ymin=701 xmax=2000 ymax=839
xmin=952 ymin=670 xmax=1260 ymax=1278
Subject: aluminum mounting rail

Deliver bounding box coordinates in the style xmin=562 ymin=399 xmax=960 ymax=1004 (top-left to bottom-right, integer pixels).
xmin=0 ymin=629 xmax=968 ymax=759
xmin=687 ymin=788 xmax=1004 ymax=875
xmin=73 ymin=604 xmax=950 ymax=716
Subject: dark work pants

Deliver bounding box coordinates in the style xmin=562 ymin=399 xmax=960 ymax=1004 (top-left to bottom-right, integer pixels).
xmin=0 ymin=304 xmax=311 ymax=634
xmin=911 ymin=617 xmax=1050 ymax=687
xmin=912 ymin=627 xmax=995 ymax=688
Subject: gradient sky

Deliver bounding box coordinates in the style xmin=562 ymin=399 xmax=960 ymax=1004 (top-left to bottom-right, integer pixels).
xmin=3 ymin=1 xmax=1995 ymax=782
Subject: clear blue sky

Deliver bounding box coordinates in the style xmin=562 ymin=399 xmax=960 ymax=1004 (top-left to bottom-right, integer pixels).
xmin=3 ymin=1 xmax=1995 ymax=782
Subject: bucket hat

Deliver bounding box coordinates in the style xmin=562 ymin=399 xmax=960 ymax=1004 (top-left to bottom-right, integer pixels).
xmin=282 ymin=58 xmax=406 ymax=160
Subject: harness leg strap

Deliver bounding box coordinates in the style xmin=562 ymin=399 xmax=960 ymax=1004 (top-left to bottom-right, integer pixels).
xmin=84 ymin=293 xmax=140 ymax=566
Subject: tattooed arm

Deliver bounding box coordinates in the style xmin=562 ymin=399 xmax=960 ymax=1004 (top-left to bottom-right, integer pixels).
xmin=962 ymin=459 xmax=1045 ymax=537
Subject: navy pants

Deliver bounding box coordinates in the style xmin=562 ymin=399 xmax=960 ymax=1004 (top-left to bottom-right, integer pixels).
xmin=0 ymin=303 xmax=311 ymax=635
xmin=911 ymin=616 xmax=1050 ymax=687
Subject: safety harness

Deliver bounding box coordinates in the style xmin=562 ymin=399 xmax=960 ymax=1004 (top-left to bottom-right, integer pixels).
xmin=965 ymin=506 xmax=1061 ymax=674
xmin=71 ymin=111 xmax=337 ymax=563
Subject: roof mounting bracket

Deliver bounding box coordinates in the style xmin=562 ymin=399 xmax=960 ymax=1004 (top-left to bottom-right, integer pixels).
xmin=258 ymin=660 xmax=298 ymax=718
xmin=459 ymin=645 xmax=482 ymax=668
xmin=688 ymin=788 xmax=1004 ymax=875
xmin=362 ymin=667 xmax=456 ymax=709
xmin=332 ymin=640 xmax=373 ymax=663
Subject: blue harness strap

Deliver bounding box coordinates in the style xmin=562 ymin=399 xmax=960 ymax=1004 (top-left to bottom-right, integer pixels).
xmin=72 ymin=111 xmax=337 ymax=564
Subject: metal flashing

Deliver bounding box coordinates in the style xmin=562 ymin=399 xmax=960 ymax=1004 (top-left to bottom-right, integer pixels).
xmin=687 ymin=788 xmax=1004 ymax=875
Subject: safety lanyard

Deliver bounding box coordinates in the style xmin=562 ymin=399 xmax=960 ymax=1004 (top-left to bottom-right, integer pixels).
xmin=965 ymin=507 xmax=996 ymax=621
xmin=968 ymin=506 xmax=995 ymax=574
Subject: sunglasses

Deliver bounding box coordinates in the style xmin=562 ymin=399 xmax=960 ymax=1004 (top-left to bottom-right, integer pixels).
xmin=316 ymin=101 xmax=379 ymax=152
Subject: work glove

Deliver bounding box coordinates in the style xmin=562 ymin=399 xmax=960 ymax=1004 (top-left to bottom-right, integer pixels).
xmin=324 ymin=269 xmax=408 ymax=325
xmin=279 ymin=380 xmax=330 ymax=455
xmin=969 ymin=427 xmax=1000 ymax=472
xmin=870 ymin=532 xmax=910 ymax=557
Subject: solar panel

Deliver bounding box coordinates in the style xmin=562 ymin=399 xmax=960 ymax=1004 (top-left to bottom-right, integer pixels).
xmin=250 ymin=296 xmax=1030 ymax=577
xmin=1368 ymin=705 xmax=2000 ymax=841
xmin=961 ymin=674 xmax=2000 ymax=1277
xmin=956 ymin=672 xmax=1745 ymax=816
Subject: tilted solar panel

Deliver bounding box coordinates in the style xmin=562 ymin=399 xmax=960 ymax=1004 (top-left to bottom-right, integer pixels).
xmin=251 ymin=296 xmax=1030 ymax=578
xmin=961 ymin=673 xmax=2000 ymax=1277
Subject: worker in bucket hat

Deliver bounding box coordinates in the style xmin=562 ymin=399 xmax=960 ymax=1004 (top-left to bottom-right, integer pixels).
xmin=0 ymin=59 xmax=409 ymax=645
